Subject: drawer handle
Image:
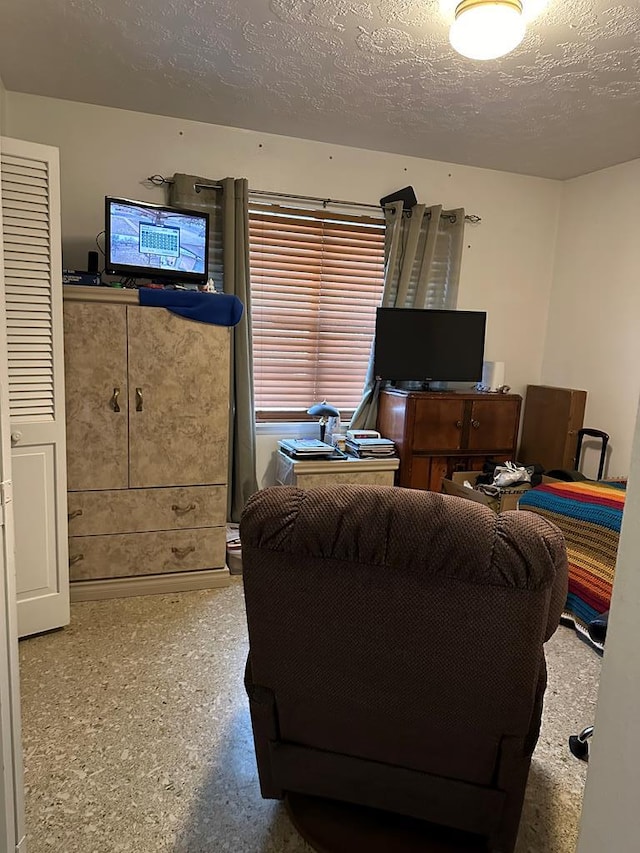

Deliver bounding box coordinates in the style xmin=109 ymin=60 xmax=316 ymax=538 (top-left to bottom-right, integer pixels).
xmin=455 ymin=420 xmax=463 ymax=429
xmin=471 ymin=419 xmax=481 ymax=429
xmin=68 ymin=508 xmax=83 ymax=521
xmin=111 ymin=387 xmax=121 ymax=413
xmin=69 ymin=553 xmax=84 ymax=566
xmin=135 ymin=387 xmax=144 ymax=412
xmin=171 ymin=545 xmax=196 ymax=558
xmin=171 ymin=503 xmax=197 ymax=515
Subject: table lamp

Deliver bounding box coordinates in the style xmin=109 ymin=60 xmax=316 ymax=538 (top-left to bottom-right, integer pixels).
xmin=307 ymin=400 xmax=340 ymax=443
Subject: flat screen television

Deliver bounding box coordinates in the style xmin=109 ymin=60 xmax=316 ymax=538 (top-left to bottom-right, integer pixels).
xmin=374 ymin=308 xmax=486 ymax=384
xmin=105 ymin=197 xmax=209 ymax=284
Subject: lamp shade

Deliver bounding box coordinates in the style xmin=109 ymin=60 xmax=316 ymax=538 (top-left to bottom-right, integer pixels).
xmin=308 ymin=400 xmax=340 ymax=443
xmin=450 ymin=0 xmax=526 ymax=60
xmin=307 ymin=400 xmax=340 ymax=419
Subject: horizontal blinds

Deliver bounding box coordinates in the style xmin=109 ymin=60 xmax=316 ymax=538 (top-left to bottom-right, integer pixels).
xmin=249 ymin=205 xmax=385 ymax=415
xmin=1 ymin=152 xmax=55 ymax=419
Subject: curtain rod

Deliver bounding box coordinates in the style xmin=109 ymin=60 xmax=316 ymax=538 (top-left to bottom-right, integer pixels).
xmin=146 ymin=175 xmax=482 ymax=223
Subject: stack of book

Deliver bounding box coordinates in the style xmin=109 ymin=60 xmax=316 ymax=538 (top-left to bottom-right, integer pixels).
xmin=345 ymin=436 xmax=396 ymax=458
xmin=278 ymin=438 xmax=336 ymax=458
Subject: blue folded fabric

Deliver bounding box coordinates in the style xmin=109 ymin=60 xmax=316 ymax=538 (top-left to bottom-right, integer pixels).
xmin=138 ymin=288 xmax=244 ymax=327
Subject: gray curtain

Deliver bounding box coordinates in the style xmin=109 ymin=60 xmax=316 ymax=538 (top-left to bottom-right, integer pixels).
xmin=350 ymin=203 xmax=466 ymax=430
xmin=169 ymin=174 xmax=258 ymax=522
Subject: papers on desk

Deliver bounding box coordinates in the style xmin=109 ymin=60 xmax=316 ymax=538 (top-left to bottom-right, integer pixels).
xmin=344 ymin=437 xmax=396 ymax=458
xmin=278 ymin=439 xmax=337 ymax=458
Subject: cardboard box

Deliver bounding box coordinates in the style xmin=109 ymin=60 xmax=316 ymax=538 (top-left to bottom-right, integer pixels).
xmin=442 ymin=471 xmax=558 ymax=513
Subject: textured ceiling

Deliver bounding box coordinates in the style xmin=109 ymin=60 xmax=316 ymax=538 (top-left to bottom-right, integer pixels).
xmin=1 ymin=0 xmax=639 ymax=179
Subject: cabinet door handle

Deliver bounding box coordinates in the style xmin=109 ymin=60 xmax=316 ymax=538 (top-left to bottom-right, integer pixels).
xmin=171 ymin=503 xmax=197 ymax=515
xmin=471 ymin=419 xmax=481 ymax=429
xmin=68 ymin=508 xmax=83 ymax=521
xmin=135 ymin=387 xmax=144 ymax=412
xmin=171 ymin=545 xmax=196 ymax=558
xmin=455 ymin=420 xmax=463 ymax=429
xmin=69 ymin=553 xmax=84 ymax=566
xmin=111 ymin=387 xmax=121 ymax=412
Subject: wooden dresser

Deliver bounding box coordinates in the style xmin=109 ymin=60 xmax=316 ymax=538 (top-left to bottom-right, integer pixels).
xmin=377 ymin=388 xmax=522 ymax=492
xmin=63 ymin=286 xmax=231 ymax=600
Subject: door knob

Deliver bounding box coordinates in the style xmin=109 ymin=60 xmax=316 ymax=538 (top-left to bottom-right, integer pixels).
xmin=135 ymin=387 xmax=144 ymax=412
xmin=471 ymin=419 xmax=481 ymax=429
xmin=10 ymin=431 xmax=22 ymax=445
xmin=111 ymin=387 xmax=121 ymax=412
xmin=455 ymin=420 xmax=463 ymax=429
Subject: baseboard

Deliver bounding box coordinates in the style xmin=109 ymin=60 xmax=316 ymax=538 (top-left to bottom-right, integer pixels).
xmin=70 ymin=568 xmax=231 ymax=601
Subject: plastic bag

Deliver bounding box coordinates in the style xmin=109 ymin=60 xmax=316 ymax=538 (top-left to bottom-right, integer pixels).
xmin=492 ymin=461 xmax=534 ymax=488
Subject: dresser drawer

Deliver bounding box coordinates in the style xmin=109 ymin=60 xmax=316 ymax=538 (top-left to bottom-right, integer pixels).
xmin=69 ymin=527 xmax=226 ymax=581
xmin=67 ymin=486 xmax=226 ymax=536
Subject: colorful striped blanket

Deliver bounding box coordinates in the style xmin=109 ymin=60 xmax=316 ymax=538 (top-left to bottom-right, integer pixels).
xmin=518 ymin=479 xmax=626 ymax=650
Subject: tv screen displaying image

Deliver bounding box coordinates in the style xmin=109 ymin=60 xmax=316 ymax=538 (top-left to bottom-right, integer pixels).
xmin=105 ymin=197 xmax=209 ymax=283
xmin=374 ymin=308 xmax=486 ymax=383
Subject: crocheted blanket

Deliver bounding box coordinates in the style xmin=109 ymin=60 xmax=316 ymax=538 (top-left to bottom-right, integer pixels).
xmin=518 ymin=480 xmax=626 ymax=650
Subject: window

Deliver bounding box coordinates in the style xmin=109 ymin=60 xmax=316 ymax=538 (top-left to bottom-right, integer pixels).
xmin=249 ymin=204 xmax=385 ymax=422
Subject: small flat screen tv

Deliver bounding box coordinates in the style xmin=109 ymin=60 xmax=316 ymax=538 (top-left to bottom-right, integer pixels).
xmin=105 ymin=197 xmax=209 ymax=284
xmin=374 ymin=308 xmax=486 ymax=384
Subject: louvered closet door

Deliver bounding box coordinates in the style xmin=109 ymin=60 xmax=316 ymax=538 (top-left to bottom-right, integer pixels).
xmin=1 ymin=137 xmax=69 ymax=638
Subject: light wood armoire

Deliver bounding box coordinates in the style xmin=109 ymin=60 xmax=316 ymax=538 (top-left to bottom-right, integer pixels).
xmin=63 ymin=286 xmax=231 ymax=600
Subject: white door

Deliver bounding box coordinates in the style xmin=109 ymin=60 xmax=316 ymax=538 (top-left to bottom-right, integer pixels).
xmin=1 ymin=136 xmax=69 ymax=638
xmin=0 ymin=136 xmax=27 ymax=851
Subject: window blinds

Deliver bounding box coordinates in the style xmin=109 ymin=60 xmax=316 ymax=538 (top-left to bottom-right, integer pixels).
xmin=1 ymin=151 xmax=55 ymax=419
xmin=249 ymin=204 xmax=385 ymax=419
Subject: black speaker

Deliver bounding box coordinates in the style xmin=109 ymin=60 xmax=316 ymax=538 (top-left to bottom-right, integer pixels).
xmin=87 ymin=250 xmax=99 ymax=273
xmin=379 ymin=186 xmax=417 ymax=211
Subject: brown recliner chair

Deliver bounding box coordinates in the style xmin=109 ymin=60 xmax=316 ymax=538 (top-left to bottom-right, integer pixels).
xmin=241 ymin=485 xmax=568 ymax=853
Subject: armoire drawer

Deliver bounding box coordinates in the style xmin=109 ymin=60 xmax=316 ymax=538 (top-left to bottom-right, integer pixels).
xmin=69 ymin=527 xmax=226 ymax=581
xmin=67 ymin=486 xmax=226 ymax=536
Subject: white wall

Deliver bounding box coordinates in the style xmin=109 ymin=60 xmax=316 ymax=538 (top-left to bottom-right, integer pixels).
xmin=542 ymin=160 xmax=640 ymax=851
xmin=0 ymin=76 xmax=6 ymax=131
xmin=542 ymin=159 xmax=640 ymax=478
xmin=577 ymin=399 xmax=640 ymax=853
xmin=5 ymin=92 xmax=562 ymax=486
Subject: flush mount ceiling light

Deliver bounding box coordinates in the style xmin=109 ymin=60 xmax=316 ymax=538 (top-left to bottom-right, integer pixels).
xmin=449 ymin=0 xmax=526 ymax=60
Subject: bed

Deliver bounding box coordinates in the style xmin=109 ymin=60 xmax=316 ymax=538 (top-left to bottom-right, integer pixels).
xmin=518 ymin=479 xmax=626 ymax=651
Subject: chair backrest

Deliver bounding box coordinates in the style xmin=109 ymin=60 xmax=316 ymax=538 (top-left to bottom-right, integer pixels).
xmin=241 ymin=485 xmax=567 ymax=785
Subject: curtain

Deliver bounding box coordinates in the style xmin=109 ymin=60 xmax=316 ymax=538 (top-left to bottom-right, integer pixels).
xmin=169 ymin=174 xmax=258 ymax=522
xmin=350 ymin=203 xmax=466 ymax=430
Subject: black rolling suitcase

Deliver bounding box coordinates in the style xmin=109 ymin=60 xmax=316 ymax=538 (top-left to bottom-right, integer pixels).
xmin=546 ymin=427 xmax=609 ymax=482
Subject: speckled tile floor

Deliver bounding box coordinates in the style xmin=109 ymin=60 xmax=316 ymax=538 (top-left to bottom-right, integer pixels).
xmin=19 ymin=580 xmax=601 ymax=853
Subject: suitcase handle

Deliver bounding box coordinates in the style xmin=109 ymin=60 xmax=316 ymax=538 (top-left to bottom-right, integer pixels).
xmin=575 ymin=428 xmax=610 ymax=480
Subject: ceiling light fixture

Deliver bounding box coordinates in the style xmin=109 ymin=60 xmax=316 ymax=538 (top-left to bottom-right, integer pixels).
xmin=449 ymin=0 xmax=526 ymax=61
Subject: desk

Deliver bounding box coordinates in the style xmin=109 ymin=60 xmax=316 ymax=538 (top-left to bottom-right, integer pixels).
xmin=275 ymin=450 xmax=399 ymax=488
